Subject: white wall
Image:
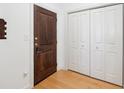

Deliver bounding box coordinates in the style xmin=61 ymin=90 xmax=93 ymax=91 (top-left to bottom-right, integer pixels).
xmin=0 ymin=3 xmax=66 ymax=89
xmin=0 ymin=4 xmax=32 ymax=88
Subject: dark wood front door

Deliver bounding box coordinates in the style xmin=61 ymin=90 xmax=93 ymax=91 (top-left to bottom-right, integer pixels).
xmin=34 ymin=5 xmax=57 ymax=85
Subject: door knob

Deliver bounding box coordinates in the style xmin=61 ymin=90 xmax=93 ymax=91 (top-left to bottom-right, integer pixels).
xmin=35 ymin=43 xmax=38 ymax=46
xmin=35 ymin=37 xmax=38 ymax=40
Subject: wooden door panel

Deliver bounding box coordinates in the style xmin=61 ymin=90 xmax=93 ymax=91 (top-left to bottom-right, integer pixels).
xmin=34 ymin=5 xmax=57 ymax=85
xmin=37 ymin=12 xmax=55 ymax=45
xmin=47 ymin=16 xmax=55 ymax=43
xmin=36 ymin=50 xmax=56 ymax=71
xmin=34 ymin=49 xmax=56 ymax=83
xmin=38 ymin=13 xmax=48 ymax=45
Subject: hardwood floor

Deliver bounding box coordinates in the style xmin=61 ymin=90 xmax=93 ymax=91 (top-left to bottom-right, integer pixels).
xmin=34 ymin=70 xmax=122 ymax=89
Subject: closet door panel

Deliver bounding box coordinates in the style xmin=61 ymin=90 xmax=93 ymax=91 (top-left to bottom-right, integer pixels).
xmin=104 ymin=5 xmax=123 ymax=85
xmin=69 ymin=14 xmax=79 ymax=48
xmin=79 ymin=11 xmax=90 ymax=75
xmin=90 ymin=8 xmax=105 ymax=80
xmin=68 ymin=13 xmax=80 ymax=72
xmin=69 ymin=48 xmax=79 ymax=72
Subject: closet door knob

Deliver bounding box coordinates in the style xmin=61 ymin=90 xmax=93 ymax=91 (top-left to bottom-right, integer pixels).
xmin=96 ymin=46 xmax=99 ymax=49
xmin=81 ymin=45 xmax=85 ymax=47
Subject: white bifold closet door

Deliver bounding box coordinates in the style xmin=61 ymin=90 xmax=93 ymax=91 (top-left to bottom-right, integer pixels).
xmin=68 ymin=4 xmax=123 ymax=86
xmin=68 ymin=11 xmax=90 ymax=75
xmin=91 ymin=4 xmax=123 ymax=85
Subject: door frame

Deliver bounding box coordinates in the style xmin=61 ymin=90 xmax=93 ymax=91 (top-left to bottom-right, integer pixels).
xmin=30 ymin=4 xmax=57 ymax=88
xmin=31 ymin=4 xmax=57 ymax=87
xmin=29 ymin=3 xmax=34 ymax=88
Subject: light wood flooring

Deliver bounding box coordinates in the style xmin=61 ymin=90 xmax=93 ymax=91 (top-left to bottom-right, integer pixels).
xmin=34 ymin=70 xmax=122 ymax=89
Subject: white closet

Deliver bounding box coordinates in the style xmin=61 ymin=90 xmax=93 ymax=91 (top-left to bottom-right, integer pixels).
xmin=68 ymin=4 xmax=123 ymax=86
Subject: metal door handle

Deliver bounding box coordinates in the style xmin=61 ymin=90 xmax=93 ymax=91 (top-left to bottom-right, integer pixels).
xmin=35 ymin=43 xmax=38 ymax=46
